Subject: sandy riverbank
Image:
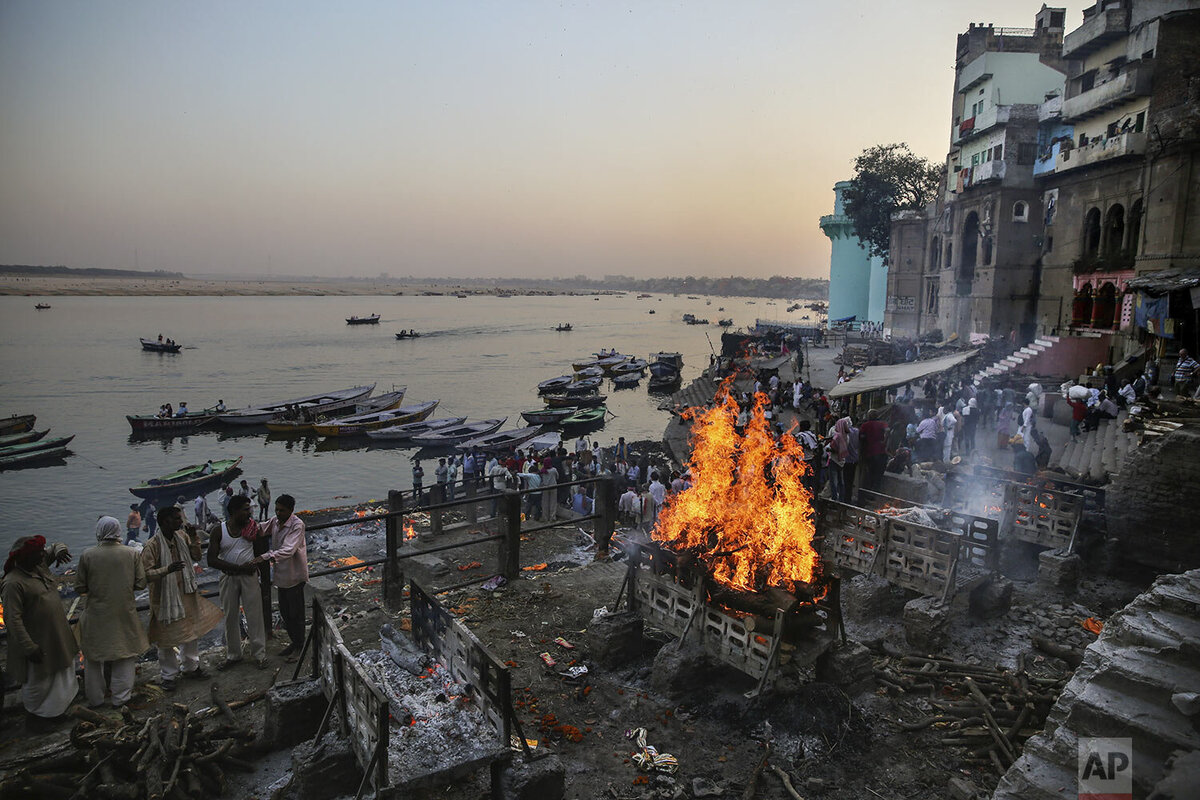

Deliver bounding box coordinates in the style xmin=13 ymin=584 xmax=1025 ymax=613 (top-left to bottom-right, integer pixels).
xmin=0 ymin=275 xmax=607 ymax=297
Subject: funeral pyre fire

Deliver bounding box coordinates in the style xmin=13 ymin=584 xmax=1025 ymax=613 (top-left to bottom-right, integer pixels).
xmin=652 ymin=388 xmax=820 ymax=595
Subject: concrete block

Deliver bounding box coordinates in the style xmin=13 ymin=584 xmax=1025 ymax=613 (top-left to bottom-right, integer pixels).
xmin=500 ymin=754 xmax=565 ymax=800
xmin=1038 ymin=549 xmax=1081 ymax=593
xmin=902 ymin=597 xmax=949 ymax=652
xmin=879 ymin=472 xmax=933 ymax=504
xmin=285 ymin=731 xmax=360 ymax=800
xmin=815 ymin=641 xmax=875 ymax=696
xmin=585 ymin=610 xmax=644 ymax=666
xmin=969 ymin=577 xmax=1014 ymax=619
xmin=259 ymin=679 xmax=328 ymax=749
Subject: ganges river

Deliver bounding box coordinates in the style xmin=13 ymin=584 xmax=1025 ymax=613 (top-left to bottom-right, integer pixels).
xmin=0 ymin=293 xmax=820 ymax=553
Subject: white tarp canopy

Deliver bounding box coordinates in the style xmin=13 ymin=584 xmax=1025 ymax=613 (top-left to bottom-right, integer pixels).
xmin=827 ymin=349 xmax=979 ymax=399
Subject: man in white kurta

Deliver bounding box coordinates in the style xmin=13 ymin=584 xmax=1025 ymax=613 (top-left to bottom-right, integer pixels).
xmin=75 ymin=517 xmax=150 ymax=708
xmin=207 ymin=495 xmax=268 ymax=669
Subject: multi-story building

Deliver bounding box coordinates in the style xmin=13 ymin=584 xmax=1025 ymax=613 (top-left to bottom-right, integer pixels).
xmin=885 ymin=7 xmax=1069 ymax=342
xmin=1037 ymin=0 xmax=1200 ymax=364
xmin=819 ymin=181 xmax=887 ymax=325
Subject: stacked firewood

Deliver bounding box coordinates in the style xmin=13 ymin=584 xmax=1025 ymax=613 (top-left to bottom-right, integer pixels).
xmin=876 ymin=653 xmax=1068 ymax=775
xmin=1 ymin=685 xmax=266 ymax=799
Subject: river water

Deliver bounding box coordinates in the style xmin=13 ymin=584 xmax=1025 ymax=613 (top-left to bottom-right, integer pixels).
xmin=0 ymin=292 xmax=818 ymax=553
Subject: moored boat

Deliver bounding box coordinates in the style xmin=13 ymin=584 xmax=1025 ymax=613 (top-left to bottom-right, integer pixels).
xmin=265 ymin=390 xmax=407 ymax=434
xmin=0 ymin=444 xmax=70 ymax=470
xmin=312 ymin=398 xmax=440 ymax=437
xmin=537 ymin=375 xmax=577 ymax=394
xmin=346 ymin=314 xmax=381 ymax=325
xmin=574 ymin=366 xmax=604 ymax=380
xmin=140 ymin=338 xmax=182 ymax=353
xmin=0 ymin=435 xmax=75 ymax=458
xmin=562 ymin=377 xmax=602 ymax=394
xmin=409 ymin=418 xmax=506 ymax=448
xmin=520 ymin=407 xmax=579 ymax=425
xmin=0 ymin=428 xmax=49 ymax=448
xmin=560 ymin=406 xmax=607 ymax=428
xmin=457 ymin=425 xmax=543 ymax=453
xmin=365 ymin=416 xmax=467 ymax=442
xmin=214 ymin=384 xmax=376 ymax=426
xmin=612 ymin=373 xmax=641 ymax=389
xmin=129 ymin=457 xmax=242 ymax=499
xmin=544 ymin=393 xmax=606 ymax=408
xmin=610 ymin=360 xmax=647 ymax=376
xmin=0 ymin=414 xmax=36 ymax=436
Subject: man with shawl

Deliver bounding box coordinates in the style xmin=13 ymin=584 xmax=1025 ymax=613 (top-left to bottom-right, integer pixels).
xmin=827 ymin=417 xmax=853 ymax=502
xmin=2 ymin=535 xmax=78 ymax=721
xmin=142 ymin=505 xmax=223 ymax=690
xmin=76 ymin=517 xmax=149 ymax=708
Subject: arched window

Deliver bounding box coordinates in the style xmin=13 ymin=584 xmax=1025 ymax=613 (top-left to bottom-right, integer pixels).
xmin=1083 ymin=207 xmax=1102 ymax=257
xmin=1071 ymin=283 xmax=1094 ymax=327
xmin=961 ymin=212 xmax=979 ymax=282
xmin=1104 ymin=204 xmax=1125 ymax=255
xmin=930 ymin=236 xmax=941 ymax=270
xmin=944 ymin=242 xmax=953 ymax=270
xmin=1092 ymin=282 xmax=1118 ymax=329
xmin=1012 ymin=201 xmax=1029 ymax=222
xmin=1128 ymin=198 xmax=1143 ymax=255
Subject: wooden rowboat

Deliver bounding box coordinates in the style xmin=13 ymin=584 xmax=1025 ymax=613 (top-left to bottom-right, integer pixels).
xmin=265 ymin=390 xmax=407 ymax=433
xmin=140 ymin=338 xmax=183 ymax=353
xmin=0 ymin=414 xmax=37 ymax=436
xmin=312 ymin=399 xmax=440 ymax=437
xmin=0 ymin=428 xmax=50 ymax=448
xmin=365 ymin=416 xmax=466 ymax=442
xmin=544 ymin=393 xmax=606 ymax=409
xmin=409 ymin=418 xmax=506 ymax=448
xmin=0 ymin=445 xmax=70 ymax=470
xmin=457 ymin=426 xmax=543 ymax=453
xmin=215 ymin=384 xmax=376 ymax=426
xmin=129 ymin=457 xmax=242 ymax=499
xmin=346 ymin=314 xmax=381 ymax=325
xmin=127 ymin=410 xmax=215 ymax=433
xmin=0 ymin=435 xmax=75 ymax=458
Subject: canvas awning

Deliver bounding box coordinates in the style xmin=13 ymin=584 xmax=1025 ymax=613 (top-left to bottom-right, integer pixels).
xmin=1125 ymin=268 xmax=1200 ymax=297
xmin=751 ymin=354 xmax=792 ymax=370
xmin=827 ymin=349 xmax=979 ymax=399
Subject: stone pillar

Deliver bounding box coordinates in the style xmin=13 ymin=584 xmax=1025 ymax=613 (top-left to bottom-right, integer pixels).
xmin=1038 ymin=549 xmax=1081 ymax=593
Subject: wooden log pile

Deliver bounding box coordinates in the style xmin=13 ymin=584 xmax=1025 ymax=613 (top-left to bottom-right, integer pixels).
xmin=0 ymin=685 xmax=267 ymax=800
xmin=875 ymin=653 xmax=1068 ymax=776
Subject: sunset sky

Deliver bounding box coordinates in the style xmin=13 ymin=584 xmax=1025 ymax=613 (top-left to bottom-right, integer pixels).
xmin=0 ymin=2 xmax=1084 ymax=280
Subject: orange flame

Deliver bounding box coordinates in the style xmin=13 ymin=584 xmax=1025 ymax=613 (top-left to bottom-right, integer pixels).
xmin=652 ymin=387 xmax=820 ymax=593
xmin=0 ymin=600 xmax=5 ymax=629
xmin=403 ymin=519 xmax=417 ymax=540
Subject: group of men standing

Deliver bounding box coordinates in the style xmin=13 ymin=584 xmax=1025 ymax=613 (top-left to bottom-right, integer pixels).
xmin=2 ymin=492 xmax=309 ymax=722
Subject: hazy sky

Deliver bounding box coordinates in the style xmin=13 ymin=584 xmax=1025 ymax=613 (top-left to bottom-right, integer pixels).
xmin=0 ymin=2 xmax=1083 ymax=280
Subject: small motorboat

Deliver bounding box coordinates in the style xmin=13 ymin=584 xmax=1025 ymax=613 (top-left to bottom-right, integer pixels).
xmin=554 ymin=323 xmax=573 ymax=332
xmin=129 ymin=457 xmax=242 ymax=499
xmin=347 ymin=314 xmax=381 ymax=325
xmin=35 ymin=303 xmax=51 ymax=310
xmin=409 ymin=418 xmax=506 ymax=448
xmin=366 ymin=416 xmax=467 ymax=442
xmin=649 ymin=352 xmax=684 ymax=369
xmin=395 ymin=330 xmax=421 ymax=339
xmin=140 ymin=338 xmax=182 ymax=353
xmin=544 ymin=393 xmax=606 ymax=409
xmin=458 ymin=426 xmax=543 ymax=453
xmin=127 ymin=410 xmax=216 ymax=434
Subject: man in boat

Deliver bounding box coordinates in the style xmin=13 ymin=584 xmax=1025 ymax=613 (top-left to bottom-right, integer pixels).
xmin=259 ymin=494 xmax=308 ymax=661
xmin=143 ymin=506 xmax=223 ymax=690
xmin=200 ymin=459 xmax=214 ymax=475
xmin=215 ymin=399 xmax=226 ymax=412
xmin=175 ymin=402 xmax=189 ymax=417
xmin=207 ymin=495 xmax=268 ymax=670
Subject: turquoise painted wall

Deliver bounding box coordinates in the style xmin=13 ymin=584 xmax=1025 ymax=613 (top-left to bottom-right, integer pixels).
xmin=820 ymin=180 xmax=886 ymax=324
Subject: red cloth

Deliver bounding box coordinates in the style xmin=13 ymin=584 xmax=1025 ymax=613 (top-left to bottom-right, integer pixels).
xmin=1068 ymin=399 xmax=1088 ymax=421
xmin=3 ymin=535 xmax=46 ymax=574
xmin=859 ymin=419 xmax=889 ymax=458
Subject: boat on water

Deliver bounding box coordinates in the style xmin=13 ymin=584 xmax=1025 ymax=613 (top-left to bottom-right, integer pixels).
xmin=312 ymin=399 xmax=441 ymax=437
xmin=684 ymin=317 xmax=710 ymax=325
xmin=129 ymin=457 xmax=242 ymax=499
xmin=554 ymin=323 xmax=573 ymax=332
xmin=520 ymin=407 xmax=580 ymax=426
xmin=127 ymin=409 xmax=216 ymax=434
xmin=596 ymin=355 xmax=632 ymax=374
xmin=544 ymin=393 xmax=606 ymax=409
xmin=0 ymin=414 xmax=36 ymax=436
xmin=648 ymin=353 xmax=683 ymax=392
xmin=612 ymin=373 xmax=641 ymax=389
xmin=610 ymin=359 xmax=647 ymax=376
xmin=409 ymin=418 xmax=506 ymax=448
xmin=537 ymin=375 xmax=577 ymax=394
xmin=0 ymin=435 xmax=75 ymax=458
xmin=140 ymin=338 xmax=182 ymax=353
xmin=572 ymin=358 xmax=602 ymax=371
xmin=214 ymin=384 xmax=376 ymax=426
xmin=394 ymin=330 xmax=421 ymax=340
xmin=365 ymin=416 xmax=467 ymax=442
xmin=718 ymin=318 xmax=733 ymax=327
xmin=562 ymin=377 xmax=602 ymax=394
xmin=650 ymin=352 xmax=684 ymax=369
xmin=560 ymin=406 xmax=606 ymax=428
xmin=346 ymin=314 xmax=381 ymax=325
xmin=648 ymin=371 xmax=682 ymax=392
xmin=574 ymin=366 xmax=604 ymax=380
xmin=0 ymin=428 xmax=50 ymax=448
xmin=35 ymin=303 xmax=51 ymax=310
xmin=0 ymin=444 xmax=70 ymax=470
xmin=458 ymin=425 xmax=543 ymax=453
xmin=264 ymin=390 xmax=407 ymax=433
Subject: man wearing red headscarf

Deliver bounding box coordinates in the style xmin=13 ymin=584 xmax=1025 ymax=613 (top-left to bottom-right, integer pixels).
xmin=2 ymin=535 xmax=78 ymax=722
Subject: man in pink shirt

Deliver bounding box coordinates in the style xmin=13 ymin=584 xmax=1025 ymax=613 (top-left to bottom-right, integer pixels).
xmin=259 ymin=494 xmax=308 ymax=660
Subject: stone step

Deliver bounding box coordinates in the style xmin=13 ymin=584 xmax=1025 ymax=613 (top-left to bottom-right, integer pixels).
xmin=1019 ymin=346 xmax=1041 ymax=355
xmin=1034 ymin=338 xmax=1056 ymax=348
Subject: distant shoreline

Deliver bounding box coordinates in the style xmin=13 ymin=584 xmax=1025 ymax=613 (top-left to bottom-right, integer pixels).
xmin=0 ymin=275 xmax=616 ymax=297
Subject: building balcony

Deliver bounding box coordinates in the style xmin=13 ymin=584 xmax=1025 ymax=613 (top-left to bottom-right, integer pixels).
xmin=1062 ymin=61 xmax=1154 ymax=122
xmin=1034 ymin=142 xmax=1062 ymax=176
xmin=1055 ymin=130 xmax=1146 ymax=174
xmin=971 ymin=159 xmax=1006 ymax=185
xmin=953 ymin=106 xmax=1010 ymax=144
xmin=1038 ymin=94 xmax=1063 ymax=122
xmin=957 ymin=54 xmax=994 ymax=94
xmin=1062 ymin=6 xmax=1128 ymax=59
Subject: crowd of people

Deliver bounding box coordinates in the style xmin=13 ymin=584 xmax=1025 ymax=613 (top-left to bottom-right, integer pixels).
xmin=3 ymin=486 xmax=307 ymax=724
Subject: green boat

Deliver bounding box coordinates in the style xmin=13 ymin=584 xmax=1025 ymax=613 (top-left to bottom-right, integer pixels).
xmin=560 ymin=406 xmax=607 ymax=427
xmin=0 ymin=445 xmax=70 ymax=470
xmin=0 ymin=428 xmax=50 ymax=448
xmin=129 ymin=456 xmax=243 ymax=499
xmin=0 ymin=435 xmax=75 ymax=457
